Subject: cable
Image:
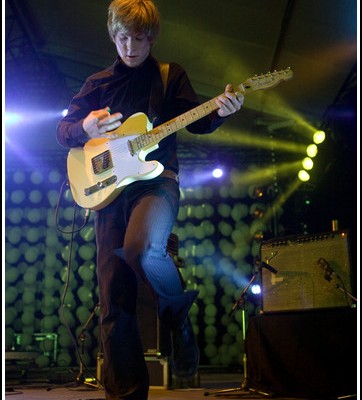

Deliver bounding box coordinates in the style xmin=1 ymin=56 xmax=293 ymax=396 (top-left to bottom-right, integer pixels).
xmin=54 ymin=179 xmax=91 ymax=235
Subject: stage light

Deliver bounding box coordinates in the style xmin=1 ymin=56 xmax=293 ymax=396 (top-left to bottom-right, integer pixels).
xmin=248 ymin=186 xmax=264 ymax=199
xmin=313 ymin=130 xmax=326 ymax=144
xmin=302 ymin=157 xmax=314 ymax=170
xmin=62 ymin=109 xmax=68 ymax=117
xmin=251 ymin=284 xmax=261 ymax=295
xmin=253 ymin=231 xmax=264 ymax=241
xmin=212 ymin=168 xmax=223 ymax=178
xmin=298 ymin=170 xmax=310 ymax=182
xmin=306 ymin=144 xmax=318 ymax=158
xmin=5 ymin=112 xmax=23 ymax=125
xmin=250 ymin=203 xmax=265 ymax=219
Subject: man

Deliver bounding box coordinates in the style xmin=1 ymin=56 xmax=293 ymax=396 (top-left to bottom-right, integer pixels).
xmin=57 ymin=0 xmax=243 ymax=398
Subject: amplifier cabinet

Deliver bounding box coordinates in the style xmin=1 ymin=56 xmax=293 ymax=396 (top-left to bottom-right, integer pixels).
xmin=246 ymin=309 xmax=357 ymax=398
xmin=260 ymin=231 xmax=352 ymax=313
xmin=145 ymin=356 xmax=170 ymax=389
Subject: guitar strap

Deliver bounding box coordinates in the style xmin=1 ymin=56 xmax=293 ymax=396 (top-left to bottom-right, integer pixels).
xmin=158 ymin=61 xmax=170 ymax=97
xmin=148 ymin=61 xmax=169 ymax=124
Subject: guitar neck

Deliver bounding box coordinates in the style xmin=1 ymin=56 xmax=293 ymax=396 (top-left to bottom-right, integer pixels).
xmin=129 ymin=95 xmax=220 ymax=155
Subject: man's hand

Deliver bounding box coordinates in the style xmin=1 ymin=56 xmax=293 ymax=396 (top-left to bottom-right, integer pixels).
xmin=82 ymin=107 xmax=123 ymax=139
xmin=215 ymin=84 xmax=244 ymax=117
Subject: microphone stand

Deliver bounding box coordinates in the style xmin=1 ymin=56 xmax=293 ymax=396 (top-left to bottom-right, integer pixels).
xmin=204 ymin=266 xmax=273 ymax=398
xmin=318 ymin=258 xmax=358 ymax=306
xmin=335 ymin=284 xmax=357 ymax=303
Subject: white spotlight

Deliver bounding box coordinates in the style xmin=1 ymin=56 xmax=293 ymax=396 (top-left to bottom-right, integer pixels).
xmin=212 ymin=168 xmax=223 ymax=178
xmin=5 ymin=112 xmax=23 ymax=126
xmin=251 ymin=284 xmax=261 ymax=295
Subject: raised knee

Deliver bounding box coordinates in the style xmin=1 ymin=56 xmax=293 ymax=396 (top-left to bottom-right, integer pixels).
xmin=123 ymin=240 xmax=151 ymax=269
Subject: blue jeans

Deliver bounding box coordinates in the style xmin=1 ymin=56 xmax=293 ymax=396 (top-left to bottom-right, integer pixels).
xmin=95 ymin=176 xmax=197 ymax=399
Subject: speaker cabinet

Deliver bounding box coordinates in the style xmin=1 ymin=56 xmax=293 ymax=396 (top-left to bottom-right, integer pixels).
xmin=260 ymin=231 xmax=353 ymax=313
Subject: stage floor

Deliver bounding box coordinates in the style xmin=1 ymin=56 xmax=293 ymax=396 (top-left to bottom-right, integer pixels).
xmin=4 ymin=369 xmax=358 ymax=400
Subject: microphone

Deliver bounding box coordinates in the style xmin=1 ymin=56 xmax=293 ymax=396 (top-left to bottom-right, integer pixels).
xmin=257 ymin=260 xmax=278 ymax=274
xmin=317 ymin=257 xmax=335 ymax=281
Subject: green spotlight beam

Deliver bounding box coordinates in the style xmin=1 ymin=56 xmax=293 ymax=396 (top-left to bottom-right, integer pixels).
xmin=231 ymin=160 xmax=301 ymax=186
xmin=181 ymin=127 xmax=307 ymax=154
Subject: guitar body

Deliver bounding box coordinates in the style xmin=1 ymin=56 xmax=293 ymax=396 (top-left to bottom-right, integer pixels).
xmin=67 ymin=112 xmax=164 ymax=210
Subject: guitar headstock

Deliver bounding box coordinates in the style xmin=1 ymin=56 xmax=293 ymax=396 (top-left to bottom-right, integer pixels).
xmin=235 ymin=68 xmax=293 ymax=93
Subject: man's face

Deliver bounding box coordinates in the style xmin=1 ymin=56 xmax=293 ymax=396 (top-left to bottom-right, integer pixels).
xmin=114 ymin=29 xmax=153 ymax=68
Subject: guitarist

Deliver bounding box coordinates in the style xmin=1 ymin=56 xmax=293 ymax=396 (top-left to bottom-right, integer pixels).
xmin=56 ymin=1 xmax=243 ymax=399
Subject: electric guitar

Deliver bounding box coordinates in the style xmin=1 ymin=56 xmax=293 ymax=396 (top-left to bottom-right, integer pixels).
xmin=67 ymin=68 xmax=293 ymax=210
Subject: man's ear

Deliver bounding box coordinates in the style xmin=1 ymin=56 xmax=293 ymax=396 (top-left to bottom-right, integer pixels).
xmin=148 ymin=36 xmax=155 ymax=46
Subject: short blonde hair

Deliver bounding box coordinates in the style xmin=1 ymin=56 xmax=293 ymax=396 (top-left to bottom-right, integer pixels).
xmin=108 ymin=0 xmax=160 ymax=41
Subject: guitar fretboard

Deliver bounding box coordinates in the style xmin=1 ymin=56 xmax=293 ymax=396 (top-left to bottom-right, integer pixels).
xmin=129 ymin=98 xmax=218 ymax=155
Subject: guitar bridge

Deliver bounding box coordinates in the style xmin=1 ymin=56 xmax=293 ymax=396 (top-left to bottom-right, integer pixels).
xmin=84 ymin=175 xmax=117 ymax=196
